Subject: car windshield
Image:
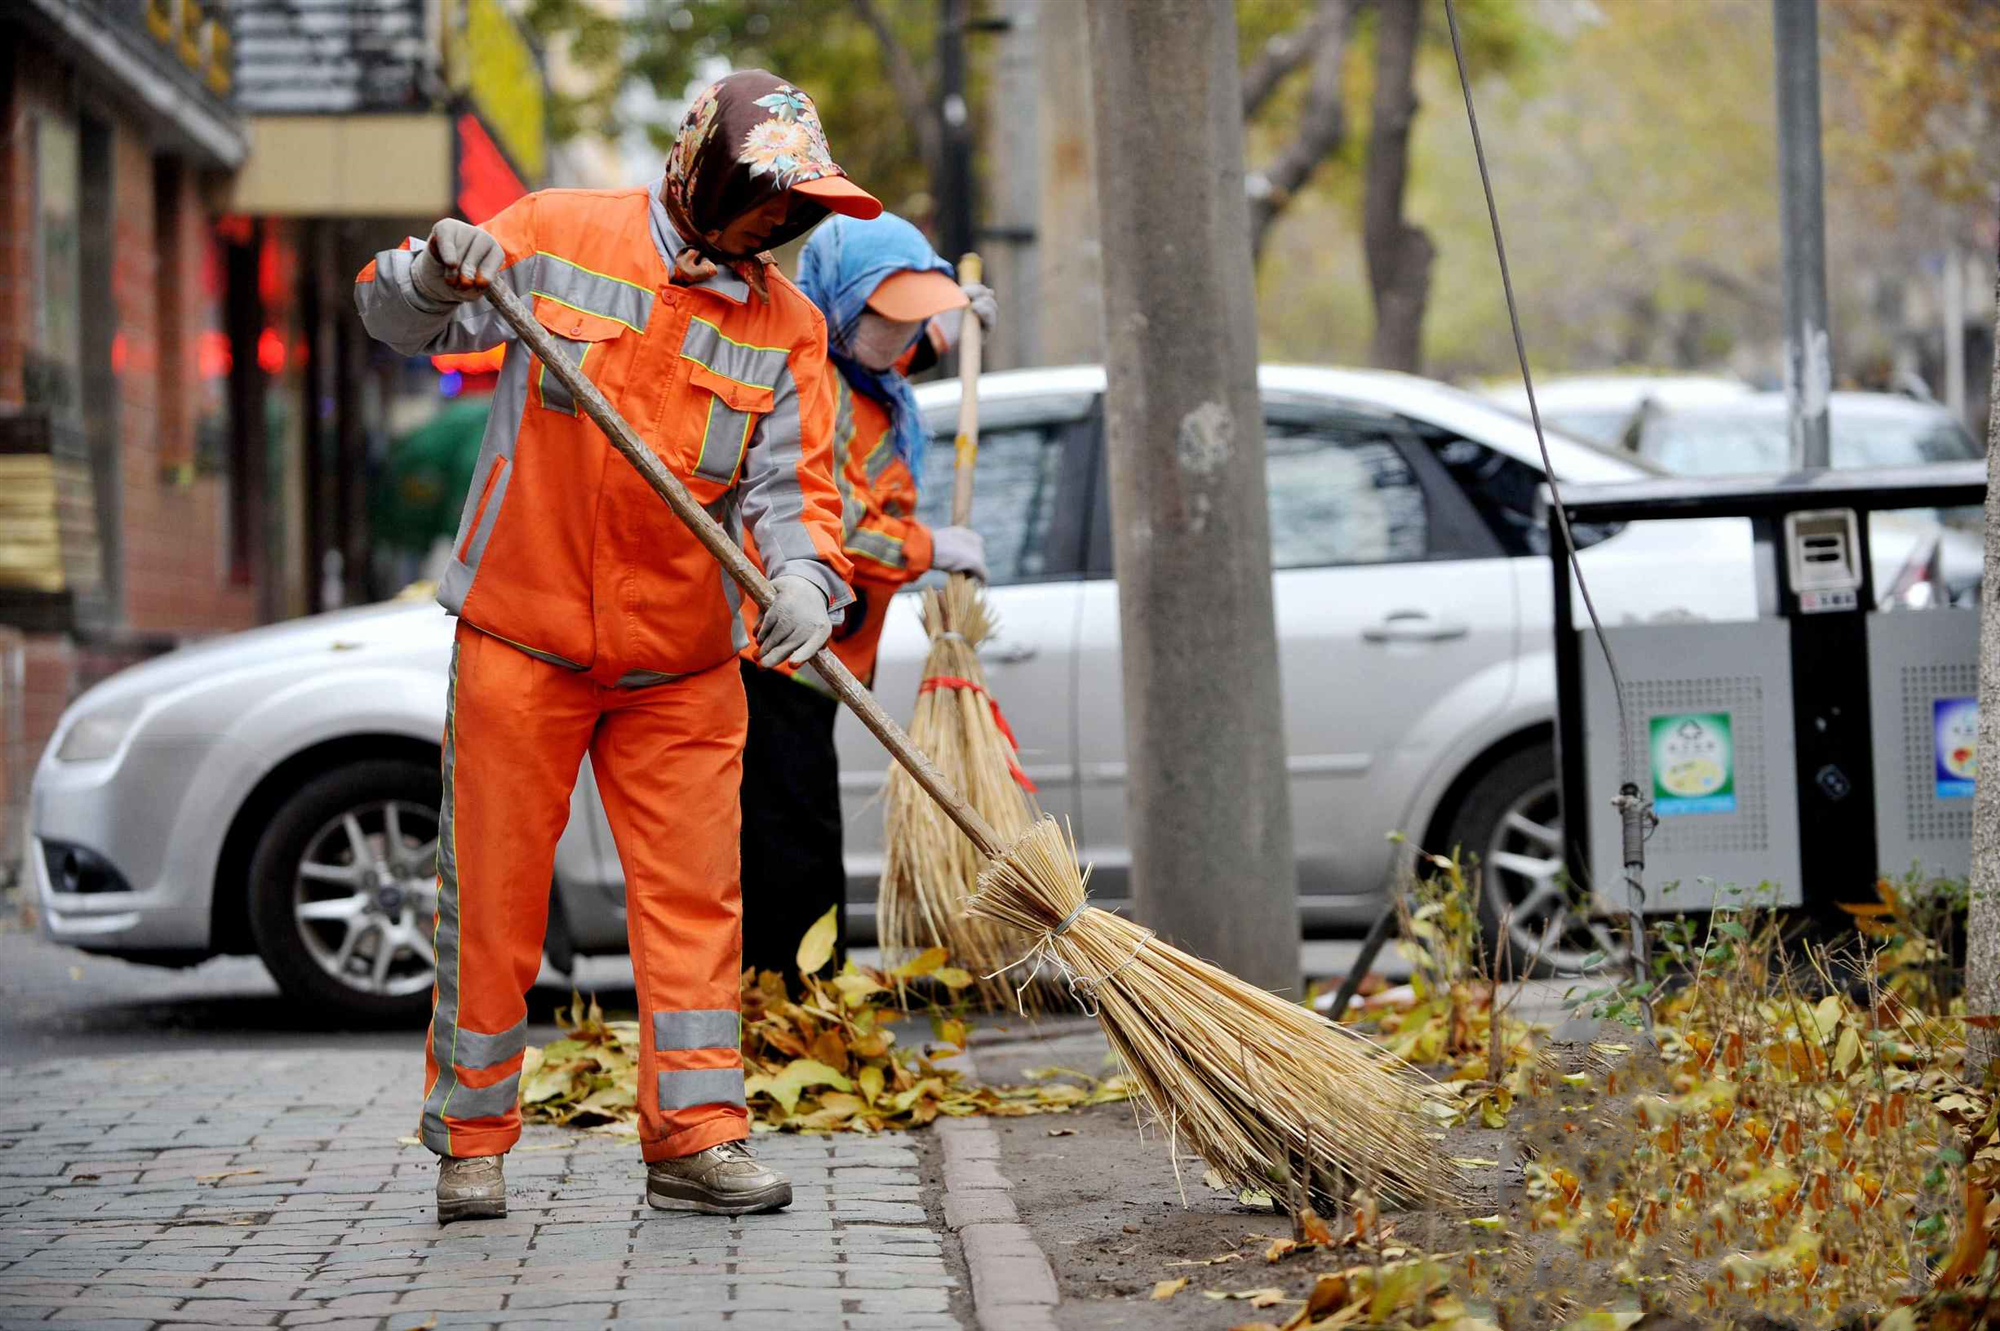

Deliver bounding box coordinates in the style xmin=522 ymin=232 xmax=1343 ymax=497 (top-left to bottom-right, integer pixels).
xmin=1640 ymin=405 xmax=1980 ymax=475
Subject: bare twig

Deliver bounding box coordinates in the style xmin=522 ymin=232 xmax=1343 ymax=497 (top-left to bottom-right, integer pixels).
xmin=1247 ymin=0 xmax=1358 ymax=263
xmin=848 ymin=0 xmax=942 ymax=189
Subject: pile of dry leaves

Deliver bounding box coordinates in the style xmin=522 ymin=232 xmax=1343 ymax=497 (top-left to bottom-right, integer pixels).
xmin=519 ymin=908 xmax=1132 ymax=1135
xmin=1273 ymin=865 xmax=2000 ymax=1331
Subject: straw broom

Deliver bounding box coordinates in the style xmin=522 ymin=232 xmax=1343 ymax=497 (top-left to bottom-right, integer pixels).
xmin=970 ymin=820 xmax=1459 ymax=1208
xmin=478 ymin=280 xmax=1454 ymax=1214
xmin=879 ymin=255 xmax=1044 ymax=1011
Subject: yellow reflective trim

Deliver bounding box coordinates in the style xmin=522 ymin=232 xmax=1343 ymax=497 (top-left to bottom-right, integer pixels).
xmin=538 ymin=341 xmax=589 ymax=415
xmin=529 ymin=290 xmax=645 ymax=336
xmin=536 ymin=250 xmax=653 ymax=296
xmin=687 ymin=315 xmax=787 ymax=355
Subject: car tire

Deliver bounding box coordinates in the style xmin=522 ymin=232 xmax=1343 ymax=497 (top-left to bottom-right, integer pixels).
xmin=1441 ymin=742 xmax=1623 ymax=979
xmin=247 ymin=759 xmax=443 ymax=1026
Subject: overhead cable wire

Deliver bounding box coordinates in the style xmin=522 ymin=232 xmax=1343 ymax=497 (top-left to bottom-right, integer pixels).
xmin=1441 ymin=0 xmax=1655 ymax=1002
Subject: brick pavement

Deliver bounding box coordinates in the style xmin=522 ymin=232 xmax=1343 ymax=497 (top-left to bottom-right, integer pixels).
xmin=0 ymin=1051 xmax=965 ymax=1331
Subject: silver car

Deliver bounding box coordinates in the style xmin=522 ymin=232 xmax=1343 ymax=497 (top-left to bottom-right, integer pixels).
xmin=27 ymin=364 xmax=1935 ymax=1021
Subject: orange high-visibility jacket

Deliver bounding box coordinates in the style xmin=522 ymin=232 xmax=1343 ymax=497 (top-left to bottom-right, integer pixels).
xmin=356 ymin=184 xmax=854 ymax=683
xmin=744 ymin=372 xmax=931 ymax=687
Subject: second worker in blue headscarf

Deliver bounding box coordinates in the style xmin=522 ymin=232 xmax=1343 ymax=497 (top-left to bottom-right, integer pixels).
xmin=736 ymin=212 xmax=997 ymax=978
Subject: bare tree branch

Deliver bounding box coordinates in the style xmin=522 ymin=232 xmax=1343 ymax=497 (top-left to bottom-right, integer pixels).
xmin=1247 ymin=0 xmax=1358 ymax=264
xmin=1361 ymin=0 xmax=1434 ymax=372
xmin=850 ymin=0 xmax=943 ymax=191
xmin=1241 ymin=0 xmax=1350 ymax=120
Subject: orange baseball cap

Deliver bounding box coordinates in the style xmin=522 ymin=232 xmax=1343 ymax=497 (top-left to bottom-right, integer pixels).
xmin=793 ymin=174 xmax=884 ymax=220
xmin=866 ymin=268 xmax=970 ymax=323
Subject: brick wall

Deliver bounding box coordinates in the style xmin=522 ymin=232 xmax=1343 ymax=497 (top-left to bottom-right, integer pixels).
xmin=1 ymin=42 xmax=262 ymax=871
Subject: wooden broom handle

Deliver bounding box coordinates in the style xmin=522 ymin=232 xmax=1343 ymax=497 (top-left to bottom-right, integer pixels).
xmin=482 ymin=281 xmax=1006 ymax=861
xmin=949 ymin=253 xmax=982 ymax=527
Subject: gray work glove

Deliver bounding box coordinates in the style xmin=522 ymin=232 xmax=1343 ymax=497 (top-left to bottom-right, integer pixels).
xmin=929 ymin=525 xmax=988 ymax=582
xmin=962 ymin=281 xmax=997 ymax=332
xmin=757 ymin=574 xmax=833 ymax=668
xmin=411 ymin=219 xmax=505 ymax=306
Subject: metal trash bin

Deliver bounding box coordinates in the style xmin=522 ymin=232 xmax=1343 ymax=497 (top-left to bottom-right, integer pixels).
xmin=1548 ymin=461 xmax=1985 ymax=916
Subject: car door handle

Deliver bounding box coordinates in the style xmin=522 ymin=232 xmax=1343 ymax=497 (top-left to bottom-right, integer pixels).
xmin=981 ymin=639 xmax=1039 ymax=664
xmin=1362 ymin=611 xmax=1468 ymax=643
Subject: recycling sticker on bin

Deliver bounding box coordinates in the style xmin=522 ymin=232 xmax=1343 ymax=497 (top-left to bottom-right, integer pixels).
xmin=1934 ymin=697 xmax=1978 ymax=799
xmin=1650 ymin=712 xmax=1736 ymax=816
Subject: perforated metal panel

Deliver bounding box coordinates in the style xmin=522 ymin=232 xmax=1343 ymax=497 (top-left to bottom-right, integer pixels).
xmin=1868 ymin=610 xmax=1979 ymax=881
xmin=1581 ymin=620 xmax=1802 ymax=911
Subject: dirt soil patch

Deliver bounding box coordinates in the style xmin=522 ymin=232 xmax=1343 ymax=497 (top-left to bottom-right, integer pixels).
xmin=969 ymin=1017 xmax=1511 ymax=1330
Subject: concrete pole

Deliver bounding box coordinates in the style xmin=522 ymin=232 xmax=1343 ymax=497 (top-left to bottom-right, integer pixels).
xmin=981 ymin=0 xmax=1041 ymax=371
xmin=1946 ymin=242 xmax=1968 ymax=423
xmin=1773 ymin=0 xmax=1831 ymax=470
xmin=1086 ymin=0 xmax=1299 ymax=992
xmin=1036 ymin=0 xmax=1102 ymax=367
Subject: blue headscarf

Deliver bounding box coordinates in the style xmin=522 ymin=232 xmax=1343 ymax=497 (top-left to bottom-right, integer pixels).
xmin=796 ymin=213 xmax=956 ymax=487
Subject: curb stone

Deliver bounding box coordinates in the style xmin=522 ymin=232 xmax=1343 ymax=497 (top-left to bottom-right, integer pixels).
xmin=937 ymin=1049 xmax=1062 ymax=1331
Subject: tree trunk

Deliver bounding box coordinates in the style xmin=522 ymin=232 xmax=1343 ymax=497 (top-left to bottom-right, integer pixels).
xmin=1360 ymin=0 xmax=1434 ymax=374
xmin=1965 ymin=218 xmax=2000 ymax=1080
xmin=1086 ymin=0 xmax=1299 ymax=994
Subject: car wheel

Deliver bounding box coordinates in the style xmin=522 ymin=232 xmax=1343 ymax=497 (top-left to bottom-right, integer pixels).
xmin=248 ymin=759 xmax=442 ymax=1024
xmin=1443 ymin=743 xmax=1625 ymax=977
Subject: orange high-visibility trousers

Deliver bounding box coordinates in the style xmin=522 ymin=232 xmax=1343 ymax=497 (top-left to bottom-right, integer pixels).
xmin=421 ymin=622 xmax=749 ymax=1162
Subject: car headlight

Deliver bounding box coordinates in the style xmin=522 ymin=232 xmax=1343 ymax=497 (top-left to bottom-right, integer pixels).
xmin=54 ymin=701 xmax=147 ymax=762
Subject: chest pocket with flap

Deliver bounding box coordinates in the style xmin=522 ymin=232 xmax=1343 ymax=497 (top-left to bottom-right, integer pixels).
xmin=531 ymin=295 xmax=628 ymax=416
xmin=680 ymin=317 xmax=786 ymax=487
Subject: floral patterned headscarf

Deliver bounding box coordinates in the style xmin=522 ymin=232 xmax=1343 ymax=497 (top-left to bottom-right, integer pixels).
xmin=663 ymin=70 xmax=849 ymax=265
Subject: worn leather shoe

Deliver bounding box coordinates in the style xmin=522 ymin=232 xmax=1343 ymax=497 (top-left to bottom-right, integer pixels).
xmin=646 ymin=1140 xmax=791 ymax=1216
xmin=436 ymin=1154 xmax=506 ymax=1224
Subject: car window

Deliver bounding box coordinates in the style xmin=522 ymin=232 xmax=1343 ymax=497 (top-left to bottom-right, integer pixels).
xmin=1424 ymin=430 xmax=1620 ymax=556
xmin=1638 ymin=406 xmax=1981 ymax=475
xmin=1263 ymin=413 xmax=1428 ymax=569
xmin=915 ymin=421 xmax=1068 ymax=585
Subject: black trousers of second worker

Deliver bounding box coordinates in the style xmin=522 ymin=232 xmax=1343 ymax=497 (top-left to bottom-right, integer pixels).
xmin=738 ymin=661 xmax=846 ymax=980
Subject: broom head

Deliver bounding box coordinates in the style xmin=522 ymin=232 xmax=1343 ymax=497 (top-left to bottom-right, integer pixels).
xmin=969 ymin=817 xmax=1463 ymax=1210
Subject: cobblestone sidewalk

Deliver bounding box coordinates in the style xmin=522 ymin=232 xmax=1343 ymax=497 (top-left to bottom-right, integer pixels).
xmin=0 ymin=1051 xmax=964 ymax=1331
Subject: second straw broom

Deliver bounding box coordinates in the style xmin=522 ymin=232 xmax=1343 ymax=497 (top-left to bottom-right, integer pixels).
xmin=879 ymin=253 xmax=1044 ymax=1011
xmin=477 ymin=278 xmax=1457 ymax=1212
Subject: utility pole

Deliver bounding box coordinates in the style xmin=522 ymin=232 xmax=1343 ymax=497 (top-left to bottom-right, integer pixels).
xmin=1086 ymin=0 xmax=1298 ymax=992
xmin=935 ymin=0 xmax=975 ymax=267
xmin=1773 ymin=0 xmax=1831 ymax=470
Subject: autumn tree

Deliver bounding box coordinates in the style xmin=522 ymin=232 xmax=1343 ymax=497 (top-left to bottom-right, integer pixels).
xmin=1238 ymin=0 xmax=1535 ymax=372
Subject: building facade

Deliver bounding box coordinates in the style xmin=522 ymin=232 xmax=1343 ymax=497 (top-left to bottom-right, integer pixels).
xmin=1 ymin=0 xmax=252 ymax=877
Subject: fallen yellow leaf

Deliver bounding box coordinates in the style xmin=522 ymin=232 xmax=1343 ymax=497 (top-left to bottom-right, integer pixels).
xmin=1151 ymin=1277 xmax=1188 ymax=1301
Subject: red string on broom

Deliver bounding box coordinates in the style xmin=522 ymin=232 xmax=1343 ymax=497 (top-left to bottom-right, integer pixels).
xmin=918 ymin=675 xmax=1039 ymax=794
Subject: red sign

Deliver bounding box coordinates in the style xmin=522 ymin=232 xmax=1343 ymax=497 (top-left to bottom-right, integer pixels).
xmin=457 ymin=114 xmax=527 ymax=226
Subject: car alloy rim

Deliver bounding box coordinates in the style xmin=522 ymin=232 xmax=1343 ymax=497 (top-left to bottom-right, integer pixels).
xmin=1482 ymin=778 xmax=1624 ymax=974
xmin=293 ymin=800 xmax=441 ymax=998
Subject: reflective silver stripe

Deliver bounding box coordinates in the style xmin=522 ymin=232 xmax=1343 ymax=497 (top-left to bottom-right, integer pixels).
xmin=421 ymin=641 xmax=466 ymax=1153
xmin=439 ymin=1071 xmax=521 ymax=1121
xmin=861 ymin=434 xmax=898 ymax=484
xmin=537 ymin=335 xmax=592 ymax=415
xmin=653 ymin=1010 xmax=739 ymax=1051
xmin=616 ymin=668 xmax=691 ymax=688
xmin=847 ymin=528 xmax=908 ymax=570
xmin=531 ymin=252 xmax=655 ymax=333
xmin=439 ymin=349 xmax=531 ymax=616
xmin=657 ymin=1068 xmax=746 ymax=1110
xmin=739 ymin=365 xmax=826 ymax=577
xmin=710 ymin=494 xmax=747 ymax=652
xmin=692 ymin=389 xmax=757 ymax=484
xmin=434 ymin=1017 xmax=526 ymax=1071
xmin=460 ymin=459 xmax=512 ymax=573
xmin=679 ymin=317 xmax=788 ymax=391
